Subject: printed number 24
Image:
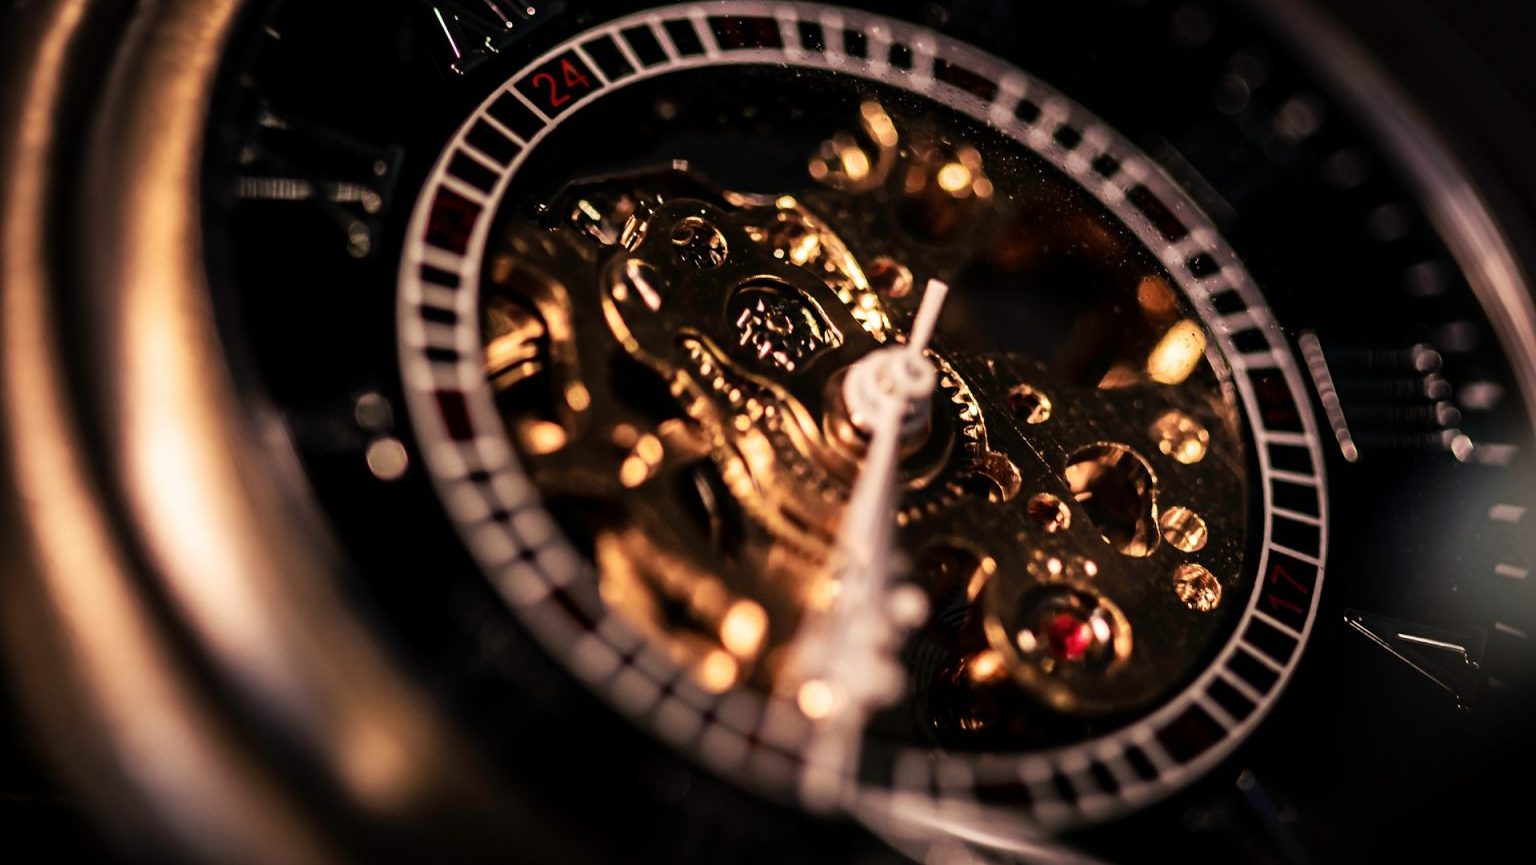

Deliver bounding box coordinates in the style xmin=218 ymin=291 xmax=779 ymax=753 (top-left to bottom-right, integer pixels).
xmin=531 ymin=59 xmax=592 ymax=108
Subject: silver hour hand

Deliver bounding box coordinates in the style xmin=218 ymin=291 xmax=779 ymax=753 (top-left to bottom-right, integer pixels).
xmin=785 ymin=279 xmax=949 ymax=809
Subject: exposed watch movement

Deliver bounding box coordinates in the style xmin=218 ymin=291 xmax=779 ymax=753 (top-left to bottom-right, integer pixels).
xmin=3 ymin=1 xmax=1534 ymax=863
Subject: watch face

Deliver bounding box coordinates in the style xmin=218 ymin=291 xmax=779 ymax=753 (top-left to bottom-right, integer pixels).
xmin=389 ymin=2 xmax=1324 ymax=831
xmin=177 ymin=0 xmax=1536 ymax=860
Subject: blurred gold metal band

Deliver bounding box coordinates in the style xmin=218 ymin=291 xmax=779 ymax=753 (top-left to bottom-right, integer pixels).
xmin=1 ymin=2 xmax=336 ymax=862
xmin=2 ymin=1 xmax=529 ymax=860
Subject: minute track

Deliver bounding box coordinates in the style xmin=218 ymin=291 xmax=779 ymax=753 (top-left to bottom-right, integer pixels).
xmin=177 ymin=1 xmax=1536 ymax=862
xmin=396 ymin=1 xmax=1328 ymax=835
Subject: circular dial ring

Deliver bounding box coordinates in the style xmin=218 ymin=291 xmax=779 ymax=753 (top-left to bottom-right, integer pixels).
xmin=398 ymin=1 xmax=1329 ymax=834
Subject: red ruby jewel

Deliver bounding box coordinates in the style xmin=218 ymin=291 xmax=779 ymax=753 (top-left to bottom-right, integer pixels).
xmin=1045 ymin=611 xmax=1096 ymax=663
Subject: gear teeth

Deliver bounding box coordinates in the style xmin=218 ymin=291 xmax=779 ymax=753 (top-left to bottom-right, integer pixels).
xmin=673 ymin=284 xmax=998 ymax=533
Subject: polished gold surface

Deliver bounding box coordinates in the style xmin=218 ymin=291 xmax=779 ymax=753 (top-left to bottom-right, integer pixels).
xmin=1151 ymin=408 xmax=1211 ymax=465
xmin=1160 ymin=505 xmax=1210 ymax=553
xmin=0 ymin=3 xmax=333 ymax=862
xmin=1172 ymin=563 xmax=1223 ymax=614
xmin=1 ymin=1 xmax=545 ymax=861
xmin=480 ymin=105 xmax=1248 ymax=720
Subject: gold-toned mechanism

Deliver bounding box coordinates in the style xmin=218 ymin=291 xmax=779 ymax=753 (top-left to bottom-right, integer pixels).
xmin=479 ymin=100 xmax=1247 ymax=735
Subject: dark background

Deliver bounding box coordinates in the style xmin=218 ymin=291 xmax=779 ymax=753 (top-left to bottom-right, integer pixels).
xmin=2 ymin=0 xmax=1531 ymax=861
xmin=1329 ymin=0 xmax=1536 ymax=277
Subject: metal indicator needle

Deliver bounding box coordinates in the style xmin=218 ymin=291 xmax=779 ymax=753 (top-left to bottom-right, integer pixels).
xmin=787 ymin=278 xmax=948 ymax=809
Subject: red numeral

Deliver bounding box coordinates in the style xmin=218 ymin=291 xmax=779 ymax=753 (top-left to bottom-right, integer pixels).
xmin=1268 ymin=562 xmax=1310 ymax=595
xmin=531 ymin=71 xmax=569 ymax=108
xmin=561 ymin=58 xmax=591 ymax=90
xmin=1263 ymin=592 xmax=1306 ymax=616
xmin=529 ymin=59 xmax=593 ymax=111
xmin=1262 ymin=562 xmax=1311 ymax=617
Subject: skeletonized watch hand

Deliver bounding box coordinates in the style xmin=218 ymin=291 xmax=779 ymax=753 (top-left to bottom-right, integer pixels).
xmin=5 ymin=2 xmax=1536 ymax=863
xmin=783 ymin=279 xmax=947 ymax=809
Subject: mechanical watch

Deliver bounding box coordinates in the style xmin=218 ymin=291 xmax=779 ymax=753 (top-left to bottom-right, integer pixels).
xmin=2 ymin=1 xmax=1534 ymax=862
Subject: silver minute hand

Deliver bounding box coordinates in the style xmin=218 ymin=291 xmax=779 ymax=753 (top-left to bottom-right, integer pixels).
xmin=786 ymin=279 xmax=949 ymax=809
